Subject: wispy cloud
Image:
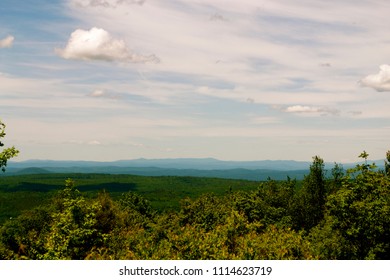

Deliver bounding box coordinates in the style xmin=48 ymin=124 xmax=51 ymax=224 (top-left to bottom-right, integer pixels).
xmin=0 ymin=35 xmax=14 ymax=48
xmin=73 ymin=0 xmax=145 ymax=8
xmin=359 ymin=64 xmax=390 ymax=92
xmin=56 ymin=27 xmax=159 ymax=63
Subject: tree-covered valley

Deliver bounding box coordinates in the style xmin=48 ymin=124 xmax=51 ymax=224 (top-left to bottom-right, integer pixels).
xmin=0 ymin=152 xmax=389 ymax=260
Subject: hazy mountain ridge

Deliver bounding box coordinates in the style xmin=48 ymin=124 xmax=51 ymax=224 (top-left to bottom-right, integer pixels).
xmin=8 ymin=157 xmax=385 ymax=170
xmin=8 ymin=158 xmax=313 ymax=170
xmin=4 ymin=158 xmax=385 ymax=181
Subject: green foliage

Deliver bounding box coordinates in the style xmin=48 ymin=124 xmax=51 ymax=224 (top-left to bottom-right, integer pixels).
xmin=307 ymin=219 xmax=350 ymax=259
xmin=324 ymin=157 xmax=390 ymax=259
xmin=95 ymin=190 xmax=123 ymax=234
xmin=0 ymin=207 xmax=52 ymax=259
xmin=330 ymin=162 xmax=344 ymax=192
xmin=179 ymin=193 xmax=231 ymax=231
xmin=0 ymin=119 xmax=19 ymax=172
xmin=233 ymin=179 xmax=294 ymax=228
xmin=118 ymin=191 xmax=156 ymax=229
xmin=237 ymin=225 xmax=313 ymax=260
xmin=119 ymin=191 xmax=155 ymax=219
xmin=43 ymin=179 xmax=103 ymax=259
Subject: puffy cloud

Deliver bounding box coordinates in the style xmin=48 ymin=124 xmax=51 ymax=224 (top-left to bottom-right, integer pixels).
xmin=56 ymin=27 xmax=159 ymax=63
xmin=359 ymin=64 xmax=390 ymax=92
xmin=282 ymin=105 xmax=340 ymax=116
xmin=0 ymin=35 xmax=14 ymax=48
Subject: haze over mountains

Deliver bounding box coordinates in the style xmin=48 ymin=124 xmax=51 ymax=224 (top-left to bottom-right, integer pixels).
xmin=5 ymin=158 xmax=385 ymax=181
xmin=9 ymin=158 xmax=312 ymax=170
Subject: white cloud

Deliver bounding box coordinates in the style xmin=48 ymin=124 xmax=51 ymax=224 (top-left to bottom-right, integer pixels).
xmin=0 ymin=35 xmax=14 ymax=48
xmin=56 ymin=27 xmax=159 ymax=63
xmin=285 ymin=105 xmax=320 ymax=113
xmin=359 ymin=64 xmax=390 ymax=92
xmin=282 ymin=105 xmax=340 ymax=116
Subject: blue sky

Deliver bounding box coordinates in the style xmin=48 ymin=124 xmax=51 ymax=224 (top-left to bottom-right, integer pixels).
xmin=1 ymin=0 xmax=390 ymax=162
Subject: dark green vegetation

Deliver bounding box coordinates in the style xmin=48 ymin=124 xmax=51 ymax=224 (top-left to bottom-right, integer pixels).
xmin=5 ymin=165 xmax=310 ymax=181
xmin=0 ymin=173 xmax=259 ymax=223
xmin=0 ymin=151 xmax=389 ymax=260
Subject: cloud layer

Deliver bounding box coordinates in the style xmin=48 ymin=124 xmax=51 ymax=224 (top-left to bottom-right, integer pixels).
xmin=3 ymin=1 xmax=390 ymax=162
xmin=57 ymin=27 xmax=159 ymax=63
xmin=0 ymin=35 xmax=14 ymax=48
xmin=360 ymin=65 xmax=390 ymax=92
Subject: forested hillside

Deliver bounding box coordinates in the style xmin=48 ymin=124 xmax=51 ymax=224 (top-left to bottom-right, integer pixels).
xmin=0 ymin=152 xmax=389 ymax=260
xmin=0 ymin=173 xmax=260 ymax=223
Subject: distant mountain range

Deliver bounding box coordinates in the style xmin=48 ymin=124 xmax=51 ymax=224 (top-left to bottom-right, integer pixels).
xmin=8 ymin=158 xmax=313 ymax=170
xmin=4 ymin=158 xmax=385 ymax=181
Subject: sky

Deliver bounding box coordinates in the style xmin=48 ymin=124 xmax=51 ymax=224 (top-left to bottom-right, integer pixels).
xmin=1 ymin=0 xmax=390 ymax=163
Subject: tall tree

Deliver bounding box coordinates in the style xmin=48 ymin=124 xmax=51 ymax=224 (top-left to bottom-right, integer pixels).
xmin=295 ymin=156 xmax=326 ymax=230
xmin=0 ymin=119 xmax=19 ymax=172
